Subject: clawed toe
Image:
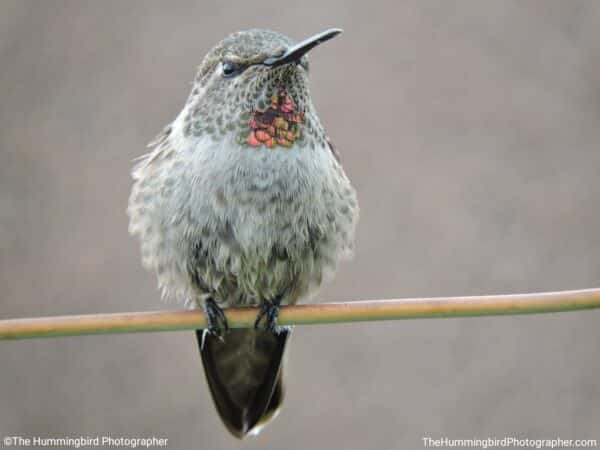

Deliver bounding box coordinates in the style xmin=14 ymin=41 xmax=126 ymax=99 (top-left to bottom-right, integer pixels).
xmin=254 ymin=298 xmax=281 ymax=331
xmin=203 ymin=297 xmax=229 ymax=338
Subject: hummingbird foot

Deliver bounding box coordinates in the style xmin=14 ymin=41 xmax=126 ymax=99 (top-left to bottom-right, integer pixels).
xmin=254 ymin=297 xmax=283 ymax=332
xmin=203 ymin=297 xmax=229 ymax=339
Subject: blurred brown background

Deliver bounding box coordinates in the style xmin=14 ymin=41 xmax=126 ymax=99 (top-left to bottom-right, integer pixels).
xmin=1 ymin=1 xmax=599 ymax=448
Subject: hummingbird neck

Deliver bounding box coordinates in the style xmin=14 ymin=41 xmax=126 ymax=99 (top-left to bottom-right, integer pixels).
xmin=181 ymin=67 xmax=328 ymax=152
xmin=244 ymin=84 xmax=305 ymax=148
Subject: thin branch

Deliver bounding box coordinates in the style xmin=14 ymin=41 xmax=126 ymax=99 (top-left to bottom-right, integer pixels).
xmin=1 ymin=287 xmax=600 ymax=340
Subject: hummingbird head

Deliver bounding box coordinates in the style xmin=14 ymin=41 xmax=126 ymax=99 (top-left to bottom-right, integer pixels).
xmin=181 ymin=28 xmax=342 ymax=149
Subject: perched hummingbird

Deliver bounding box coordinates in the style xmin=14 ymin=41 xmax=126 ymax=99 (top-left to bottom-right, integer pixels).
xmin=127 ymin=28 xmax=358 ymax=438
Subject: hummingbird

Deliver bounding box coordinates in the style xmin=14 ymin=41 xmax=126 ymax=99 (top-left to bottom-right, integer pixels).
xmin=127 ymin=28 xmax=359 ymax=438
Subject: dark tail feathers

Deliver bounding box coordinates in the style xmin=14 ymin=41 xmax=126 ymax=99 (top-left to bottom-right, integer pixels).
xmin=196 ymin=327 xmax=291 ymax=438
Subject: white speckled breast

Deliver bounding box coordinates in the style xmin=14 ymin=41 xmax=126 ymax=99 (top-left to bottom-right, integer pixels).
xmin=128 ymin=105 xmax=358 ymax=308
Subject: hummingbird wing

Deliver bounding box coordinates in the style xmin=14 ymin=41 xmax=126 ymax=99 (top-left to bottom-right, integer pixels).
xmin=131 ymin=125 xmax=174 ymax=176
xmin=196 ymin=328 xmax=291 ymax=438
xmin=326 ymin=136 xmax=341 ymax=162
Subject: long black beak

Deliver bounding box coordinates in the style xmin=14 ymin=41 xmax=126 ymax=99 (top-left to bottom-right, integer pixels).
xmin=262 ymin=28 xmax=343 ymax=68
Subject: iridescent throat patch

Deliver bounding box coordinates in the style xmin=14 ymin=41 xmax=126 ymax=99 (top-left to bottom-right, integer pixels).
xmin=243 ymin=85 xmax=305 ymax=149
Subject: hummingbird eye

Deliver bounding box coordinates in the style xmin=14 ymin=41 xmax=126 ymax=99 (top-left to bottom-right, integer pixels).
xmin=221 ymin=61 xmax=244 ymax=78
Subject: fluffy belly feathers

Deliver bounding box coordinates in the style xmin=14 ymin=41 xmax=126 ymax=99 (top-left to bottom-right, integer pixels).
xmin=128 ymin=135 xmax=358 ymax=307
